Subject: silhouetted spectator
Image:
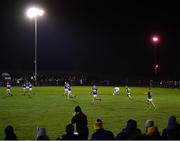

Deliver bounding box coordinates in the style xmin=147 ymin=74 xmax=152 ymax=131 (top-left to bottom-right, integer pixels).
xmin=4 ymin=125 xmax=18 ymax=140
xmin=91 ymin=119 xmax=115 ymax=140
xmin=116 ymin=119 xmax=141 ymax=140
xmin=71 ymin=106 xmax=89 ymax=139
xmin=36 ymin=128 xmax=49 ymax=140
xmin=143 ymin=120 xmax=161 ymax=140
xmin=162 ymin=116 xmax=180 ymax=140
xmin=57 ymin=124 xmax=79 ymax=140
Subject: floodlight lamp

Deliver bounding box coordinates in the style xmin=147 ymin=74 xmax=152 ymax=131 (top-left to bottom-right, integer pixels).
xmin=26 ymin=7 xmax=44 ymax=18
xmin=152 ymin=36 xmax=159 ymax=42
xmin=155 ymin=64 xmax=159 ymax=68
xmin=39 ymin=10 xmax=44 ymax=16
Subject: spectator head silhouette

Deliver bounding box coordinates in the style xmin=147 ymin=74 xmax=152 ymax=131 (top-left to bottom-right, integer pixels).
xmin=36 ymin=128 xmax=49 ymax=140
xmin=145 ymin=120 xmax=155 ymax=135
xmin=37 ymin=128 xmax=46 ymax=137
xmin=5 ymin=125 xmax=14 ymax=136
xmin=92 ymin=118 xmax=115 ymax=140
xmin=162 ymin=115 xmax=180 ymax=140
xmin=145 ymin=120 xmax=154 ymax=128
xmin=66 ymin=124 xmax=74 ymax=134
xmin=75 ymin=105 xmax=82 ymax=113
xmin=4 ymin=125 xmax=17 ymax=140
xmin=127 ymin=119 xmax=137 ymax=130
xmin=167 ymin=116 xmax=178 ymax=129
xmin=94 ymin=119 xmax=103 ymax=130
xmin=144 ymin=119 xmax=161 ymax=139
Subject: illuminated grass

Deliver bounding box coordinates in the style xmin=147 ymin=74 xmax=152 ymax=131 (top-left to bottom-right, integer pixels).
xmin=0 ymin=86 xmax=180 ymax=139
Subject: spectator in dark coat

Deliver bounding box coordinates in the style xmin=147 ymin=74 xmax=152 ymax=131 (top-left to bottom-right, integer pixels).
xmin=57 ymin=124 xmax=79 ymax=140
xmin=116 ymin=119 xmax=141 ymax=140
xmin=4 ymin=125 xmax=18 ymax=140
xmin=162 ymin=116 xmax=180 ymax=140
xmin=91 ymin=119 xmax=115 ymax=140
xmin=36 ymin=128 xmax=49 ymax=140
xmin=71 ymin=105 xmax=89 ymax=139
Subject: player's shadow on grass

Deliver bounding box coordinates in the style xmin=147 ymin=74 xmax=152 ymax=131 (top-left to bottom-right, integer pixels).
xmin=1 ymin=95 xmax=13 ymax=99
xmin=133 ymin=99 xmax=147 ymax=104
xmin=70 ymin=99 xmax=79 ymax=104
xmin=1 ymin=95 xmax=8 ymax=99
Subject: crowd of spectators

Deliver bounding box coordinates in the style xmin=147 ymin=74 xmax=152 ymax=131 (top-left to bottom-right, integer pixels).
xmin=1 ymin=74 xmax=180 ymax=89
xmin=2 ymin=106 xmax=180 ymax=140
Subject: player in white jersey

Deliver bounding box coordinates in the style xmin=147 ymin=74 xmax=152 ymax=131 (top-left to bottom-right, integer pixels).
xmin=125 ymin=86 xmax=133 ymax=99
xmin=64 ymin=82 xmax=69 ymax=96
xmin=113 ymin=87 xmax=120 ymax=95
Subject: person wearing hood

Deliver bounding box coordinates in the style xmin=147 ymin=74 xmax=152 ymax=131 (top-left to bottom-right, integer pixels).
xmin=116 ymin=119 xmax=141 ymax=140
xmin=162 ymin=116 xmax=180 ymax=139
xmin=71 ymin=106 xmax=89 ymax=139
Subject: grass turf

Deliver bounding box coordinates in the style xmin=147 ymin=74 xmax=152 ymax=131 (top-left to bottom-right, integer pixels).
xmin=0 ymin=86 xmax=180 ymax=139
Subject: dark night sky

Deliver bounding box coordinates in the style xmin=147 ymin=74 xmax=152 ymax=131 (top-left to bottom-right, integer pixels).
xmin=0 ymin=0 xmax=180 ymax=79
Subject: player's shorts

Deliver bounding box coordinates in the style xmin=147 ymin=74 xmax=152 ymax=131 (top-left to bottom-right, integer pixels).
xmin=93 ymin=94 xmax=97 ymax=97
xmin=6 ymin=89 xmax=10 ymax=93
xmin=26 ymin=86 xmax=29 ymax=89
xmin=68 ymin=90 xmax=71 ymax=94
xmin=115 ymin=89 xmax=119 ymax=93
xmin=127 ymin=92 xmax=131 ymax=95
xmin=29 ymin=88 xmax=32 ymax=91
xmin=147 ymin=98 xmax=153 ymax=102
xmin=64 ymin=89 xmax=68 ymax=93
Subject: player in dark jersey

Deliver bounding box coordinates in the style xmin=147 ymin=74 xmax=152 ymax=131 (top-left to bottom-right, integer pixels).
xmin=28 ymin=82 xmax=33 ymax=97
xmin=125 ymin=86 xmax=133 ymax=99
xmin=22 ymin=82 xmax=26 ymax=95
xmin=146 ymin=87 xmax=156 ymax=110
xmin=26 ymin=81 xmax=29 ymax=89
xmin=64 ymin=82 xmax=76 ymax=99
xmin=67 ymin=84 xmax=72 ymax=99
xmin=91 ymin=85 xmax=101 ymax=104
xmin=6 ymin=82 xmax=13 ymax=96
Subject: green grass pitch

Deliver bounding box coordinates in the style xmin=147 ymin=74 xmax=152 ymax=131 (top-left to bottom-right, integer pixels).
xmin=0 ymin=86 xmax=180 ymax=139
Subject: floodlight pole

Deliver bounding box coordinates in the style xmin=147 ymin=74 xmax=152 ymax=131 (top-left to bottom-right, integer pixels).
xmin=26 ymin=7 xmax=44 ymax=86
xmin=152 ymin=36 xmax=159 ymax=76
xmin=34 ymin=16 xmax=38 ymax=86
xmin=154 ymin=44 xmax=157 ymax=75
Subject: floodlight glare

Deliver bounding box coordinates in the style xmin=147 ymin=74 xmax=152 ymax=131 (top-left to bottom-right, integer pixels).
xmin=26 ymin=7 xmax=44 ymax=18
xmin=155 ymin=64 xmax=159 ymax=68
xmin=152 ymin=36 xmax=159 ymax=42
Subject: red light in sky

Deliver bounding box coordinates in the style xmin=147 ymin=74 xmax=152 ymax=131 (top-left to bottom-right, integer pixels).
xmin=155 ymin=64 xmax=159 ymax=68
xmin=152 ymin=36 xmax=159 ymax=42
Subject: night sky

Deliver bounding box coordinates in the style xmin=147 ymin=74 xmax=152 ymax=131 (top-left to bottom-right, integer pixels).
xmin=0 ymin=0 xmax=180 ymax=79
